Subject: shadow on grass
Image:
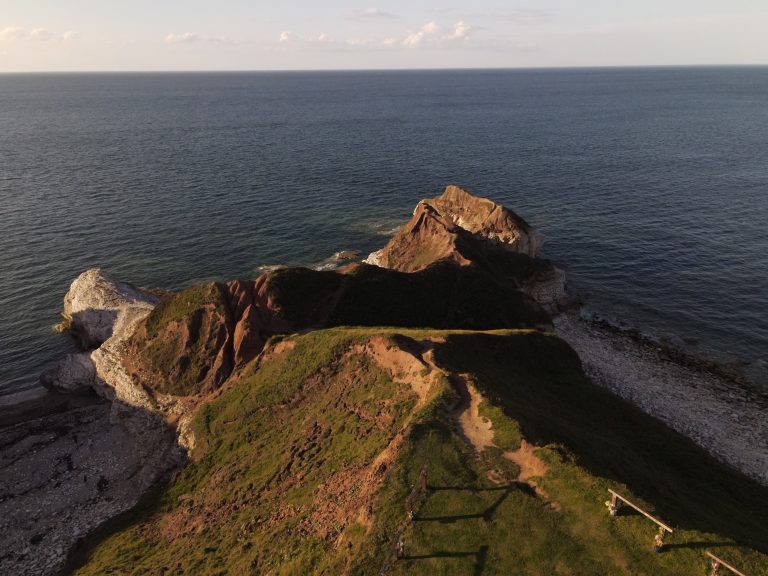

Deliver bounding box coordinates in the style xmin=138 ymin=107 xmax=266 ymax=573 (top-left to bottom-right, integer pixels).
xmin=429 ymin=485 xmax=510 ymax=492
xmin=416 ymin=483 xmax=536 ymax=523
xmin=434 ymin=333 xmax=768 ymax=554
xmin=664 ymin=541 xmax=736 ymax=551
xmin=404 ymin=544 xmax=489 ymax=575
xmin=615 ymin=506 xmax=642 ymax=518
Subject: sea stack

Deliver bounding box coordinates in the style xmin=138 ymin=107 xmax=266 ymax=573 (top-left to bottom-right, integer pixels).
xmin=365 ymin=185 xmax=569 ymax=311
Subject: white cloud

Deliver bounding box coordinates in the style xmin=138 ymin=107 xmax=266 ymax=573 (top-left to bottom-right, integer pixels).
xmin=164 ymin=32 xmax=226 ymax=45
xmin=403 ymin=21 xmax=441 ymax=47
xmin=0 ymin=27 xmax=79 ymax=43
xmin=355 ymin=8 xmax=398 ymax=20
xmin=445 ymin=21 xmax=474 ymax=42
xmin=273 ymin=19 xmax=477 ymax=52
xmin=0 ymin=27 xmax=27 ymax=42
xmin=30 ymin=28 xmax=54 ymax=41
xmin=402 ymin=21 xmax=474 ymax=48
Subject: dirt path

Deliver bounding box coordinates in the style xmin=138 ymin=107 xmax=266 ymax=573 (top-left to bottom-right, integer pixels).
xmin=418 ymin=344 xmax=556 ymax=508
xmin=503 ymin=440 xmax=549 ymax=482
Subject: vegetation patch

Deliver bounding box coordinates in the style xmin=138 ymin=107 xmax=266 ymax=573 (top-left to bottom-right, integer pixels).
xmin=143 ymin=283 xmax=226 ymax=340
xmin=75 ymin=329 xmax=768 ymax=576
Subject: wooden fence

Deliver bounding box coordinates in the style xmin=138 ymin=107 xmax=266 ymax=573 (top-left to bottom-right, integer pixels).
xmin=607 ymin=489 xmax=751 ymax=575
xmin=378 ymin=467 xmax=428 ymax=576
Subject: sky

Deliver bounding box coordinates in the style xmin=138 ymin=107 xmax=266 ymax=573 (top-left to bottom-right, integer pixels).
xmin=1 ymin=1 xmax=768 ymax=72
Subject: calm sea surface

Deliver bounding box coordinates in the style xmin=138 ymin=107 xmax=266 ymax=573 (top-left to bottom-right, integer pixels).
xmin=1 ymin=68 xmax=767 ymax=394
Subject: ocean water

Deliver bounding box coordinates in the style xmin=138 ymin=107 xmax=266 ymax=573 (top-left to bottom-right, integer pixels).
xmin=1 ymin=68 xmax=767 ymax=395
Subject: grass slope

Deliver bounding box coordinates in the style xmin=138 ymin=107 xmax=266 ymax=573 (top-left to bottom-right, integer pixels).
xmin=73 ymin=329 xmax=768 ymax=576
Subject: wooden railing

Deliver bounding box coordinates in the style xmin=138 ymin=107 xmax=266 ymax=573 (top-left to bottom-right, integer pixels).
xmin=607 ymin=489 xmax=751 ymax=574
xmin=379 ymin=467 xmax=428 ymax=576
xmin=706 ymin=550 xmax=749 ymax=576
xmin=606 ymin=489 xmax=673 ymax=551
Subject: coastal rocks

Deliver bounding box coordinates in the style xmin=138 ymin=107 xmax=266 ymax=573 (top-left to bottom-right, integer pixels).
xmin=428 ymin=185 xmax=544 ymax=256
xmin=555 ymin=313 xmax=768 ymax=486
xmin=39 ymin=353 xmax=95 ymax=394
xmin=0 ymin=269 xmax=187 ymax=575
xmin=0 ymin=400 xmax=184 ymax=576
xmin=364 ymin=186 xmax=544 ymax=270
xmin=61 ymin=268 xmax=158 ymax=348
xmin=521 ymin=266 xmax=570 ymax=310
xmin=52 ymin=268 xmax=161 ymax=412
xmin=364 ymin=186 xmax=569 ymax=311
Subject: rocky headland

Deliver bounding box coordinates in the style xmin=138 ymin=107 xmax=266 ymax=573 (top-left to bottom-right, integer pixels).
xmin=2 ymin=186 xmax=766 ymax=575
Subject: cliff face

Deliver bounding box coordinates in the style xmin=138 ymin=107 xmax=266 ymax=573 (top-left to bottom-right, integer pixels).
xmin=122 ymin=261 xmax=550 ymax=398
xmin=364 ymin=186 xmax=568 ymax=310
xmin=121 ymin=278 xmax=294 ymax=397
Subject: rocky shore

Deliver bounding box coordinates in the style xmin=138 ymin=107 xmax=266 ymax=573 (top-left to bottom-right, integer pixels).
xmin=555 ymin=312 xmax=768 ymax=486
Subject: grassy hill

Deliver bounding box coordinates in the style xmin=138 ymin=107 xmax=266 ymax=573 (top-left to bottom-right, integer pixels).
xmin=72 ymin=328 xmax=768 ymax=575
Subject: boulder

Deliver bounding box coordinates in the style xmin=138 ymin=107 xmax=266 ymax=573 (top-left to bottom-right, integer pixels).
xmin=39 ymin=353 xmax=96 ymax=393
xmin=62 ymin=268 xmax=158 ymax=348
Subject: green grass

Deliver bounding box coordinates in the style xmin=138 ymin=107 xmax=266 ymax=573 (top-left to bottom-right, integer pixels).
xmin=143 ymin=283 xmax=227 ymax=340
xmin=73 ymin=328 xmax=768 ymax=576
xmin=128 ymin=283 xmax=233 ymax=396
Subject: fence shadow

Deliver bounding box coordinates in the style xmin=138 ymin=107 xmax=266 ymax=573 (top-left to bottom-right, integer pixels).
xmin=404 ymin=545 xmax=489 ymax=576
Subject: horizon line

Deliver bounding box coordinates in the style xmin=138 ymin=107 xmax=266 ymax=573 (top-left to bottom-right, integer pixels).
xmin=2 ymin=63 xmax=768 ymax=75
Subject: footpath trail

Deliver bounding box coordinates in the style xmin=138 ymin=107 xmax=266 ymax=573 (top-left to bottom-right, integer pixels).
xmin=419 ymin=345 xmax=556 ymax=507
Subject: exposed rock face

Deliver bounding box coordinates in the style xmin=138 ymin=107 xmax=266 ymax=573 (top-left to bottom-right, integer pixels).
xmin=62 ymin=268 xmax=158 ymax=348
xmin=365 ymin=186 xmax=569 ymax=311
xmin=120 ymin=260 xmax=552 ymax=399
xmin=428 ymin=185 xmax=544 ymax=256
xmin=46 ymin=269 xmax=163 ymax=413
xmin=39 ymin=353 xmax=95 ymax=393
xmin=121 ymin=278 xmax=294 ymax=397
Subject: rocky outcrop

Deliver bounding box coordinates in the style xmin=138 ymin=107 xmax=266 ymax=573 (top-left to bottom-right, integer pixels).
xmin=365 ymin=186 xmax=569 ymax=311
xmin=45 ymin=269 xmax=161 ymax=409
xmin=120 ymin=278 xmax=294 ymax=397
xmin=61 ymin=268 xmax=158 ymax=348
xmin=427 ymin=185 xmax=544 ymax=256
xmin=39 ymin=353 xmax=95 ymax=394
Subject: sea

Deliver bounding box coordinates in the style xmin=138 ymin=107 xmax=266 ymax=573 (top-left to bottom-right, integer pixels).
xmin=1 ymin=67 xmax=767 ymax=396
